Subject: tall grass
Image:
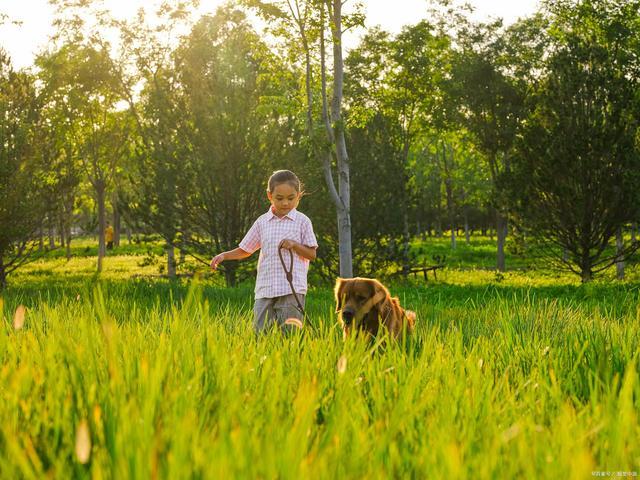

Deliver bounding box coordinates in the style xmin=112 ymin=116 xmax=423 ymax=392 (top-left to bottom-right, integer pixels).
xmin=1 ymin=274 xmax=639 ymax=478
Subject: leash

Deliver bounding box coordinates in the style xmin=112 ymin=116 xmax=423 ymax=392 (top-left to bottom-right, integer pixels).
xmin=278 ymin=245 xmax=306 ymax=316
xmin=162 ymin=238 xmax=222 ymax=270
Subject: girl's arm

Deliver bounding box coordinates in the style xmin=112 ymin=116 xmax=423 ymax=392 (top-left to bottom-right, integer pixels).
xmin=279 ymin=239 xmax=317 ymax=261
xmin=210 ymin=247 xmax=252 ymax=270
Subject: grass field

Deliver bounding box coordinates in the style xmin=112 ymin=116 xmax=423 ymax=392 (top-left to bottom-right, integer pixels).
xmin=1 ymin=237 xmax=639 ymax=478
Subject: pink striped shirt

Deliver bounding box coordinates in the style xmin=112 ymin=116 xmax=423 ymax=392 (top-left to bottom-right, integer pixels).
xmin=239 ymin=208 xmax=318 ymax=299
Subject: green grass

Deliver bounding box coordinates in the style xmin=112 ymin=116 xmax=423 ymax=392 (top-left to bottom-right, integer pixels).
xmin=0 ymin=237 xmax=639 ymax=478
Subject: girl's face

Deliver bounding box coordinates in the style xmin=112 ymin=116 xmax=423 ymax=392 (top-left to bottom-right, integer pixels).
xmin=267 ymin=183 xmax=300 ymax=217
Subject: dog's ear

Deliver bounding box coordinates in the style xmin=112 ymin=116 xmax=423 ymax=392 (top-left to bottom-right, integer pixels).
xmin=370 ymin=278 xmax=390 ymax=306
xmin=334 ymin=278 xmax=345 ymax=312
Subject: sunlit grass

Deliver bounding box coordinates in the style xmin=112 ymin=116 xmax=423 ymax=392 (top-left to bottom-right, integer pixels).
xmin=1 ymin=236 xmax=639 ymax=477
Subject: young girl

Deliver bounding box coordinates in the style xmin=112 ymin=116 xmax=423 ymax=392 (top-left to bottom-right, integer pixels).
xmin=210 ymin=170 xmax=318 ymax=334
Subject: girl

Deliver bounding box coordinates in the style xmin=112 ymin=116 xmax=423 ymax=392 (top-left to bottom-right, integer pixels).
xmin=210 ymin=170 xmax=318 ymax=334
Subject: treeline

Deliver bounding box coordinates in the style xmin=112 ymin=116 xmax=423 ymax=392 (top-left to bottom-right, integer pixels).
xmin=1 ymin=0 xmax=639 ymax=288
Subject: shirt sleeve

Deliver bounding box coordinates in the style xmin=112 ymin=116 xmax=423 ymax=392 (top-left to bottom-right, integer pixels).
xmin=239 ymin=219 xmax=261 ymax=254
xmin=301 ymin=218 xmax=318 ymax=248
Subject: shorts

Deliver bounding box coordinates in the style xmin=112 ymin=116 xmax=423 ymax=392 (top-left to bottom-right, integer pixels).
xmin=253 ymin=294 xmax=305 ymax=334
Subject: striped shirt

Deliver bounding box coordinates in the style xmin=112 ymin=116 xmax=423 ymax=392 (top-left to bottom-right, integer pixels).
xmin=239 ymin=208 xmax=318 ymax=299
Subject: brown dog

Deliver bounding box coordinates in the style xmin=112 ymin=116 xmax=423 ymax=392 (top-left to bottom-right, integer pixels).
xmin=334 ymin=277 xmax=416 ymax=339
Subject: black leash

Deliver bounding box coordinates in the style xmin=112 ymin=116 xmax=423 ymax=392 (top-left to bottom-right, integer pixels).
xmin=278 ymin=245 xmax=306 ymax=316
xmin=161 ymin=238 xmax=218 ymax=269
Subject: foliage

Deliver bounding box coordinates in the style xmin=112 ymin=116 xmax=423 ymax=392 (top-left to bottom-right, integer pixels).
xmin=508 ymin=0 xmax=640 ymax=281
xmin=0 ymin=52 xmax=44 ymax=289
xmin=178 ymin=7 xmax=301 ymax=286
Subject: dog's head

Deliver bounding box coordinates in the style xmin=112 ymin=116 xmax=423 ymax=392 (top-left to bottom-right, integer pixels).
xmin=334 ymin=277 xmax=389 ymax=334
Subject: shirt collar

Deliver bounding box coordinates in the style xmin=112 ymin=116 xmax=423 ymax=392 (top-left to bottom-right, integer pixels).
xmin=268 ymin=207 xmax=298 ymax=221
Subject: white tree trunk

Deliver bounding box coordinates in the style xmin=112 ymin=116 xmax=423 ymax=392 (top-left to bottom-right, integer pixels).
xmin=332 ymin=0 xmax=353 ymax=277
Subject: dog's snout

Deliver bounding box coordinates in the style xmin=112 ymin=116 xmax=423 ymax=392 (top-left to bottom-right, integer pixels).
xmin=342 ymin=308 xmax=355 ymax=325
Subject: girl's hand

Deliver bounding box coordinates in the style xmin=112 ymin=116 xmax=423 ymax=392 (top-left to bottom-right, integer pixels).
xmin=210 ymin=253 xmax=225 ymax=270
xmin=279 ymin=239 xmax=298 ymax=250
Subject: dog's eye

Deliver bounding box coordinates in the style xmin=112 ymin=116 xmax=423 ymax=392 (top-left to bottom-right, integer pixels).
xmin=356 ymin=294 xmax=367 ymax=301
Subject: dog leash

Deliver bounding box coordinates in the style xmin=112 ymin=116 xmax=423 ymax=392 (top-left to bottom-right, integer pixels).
xmin=278 ymin=245 xmax=306 ymax=316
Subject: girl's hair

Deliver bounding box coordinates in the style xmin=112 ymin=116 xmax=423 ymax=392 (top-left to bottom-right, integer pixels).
xmin=267 ymin=170 xmax=304 ymax=194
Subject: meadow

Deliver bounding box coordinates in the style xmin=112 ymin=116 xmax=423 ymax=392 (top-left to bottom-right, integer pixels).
xmin=1 ymin=237 xmax=639 ymax=479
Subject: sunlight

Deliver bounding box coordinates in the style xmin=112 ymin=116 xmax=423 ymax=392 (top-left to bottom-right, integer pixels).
xmin=1 ymin=0 xmax=540 ymax=70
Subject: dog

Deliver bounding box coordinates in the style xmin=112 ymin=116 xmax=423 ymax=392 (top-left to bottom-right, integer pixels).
xmin=334 ymin=277 xmax=416 ymax=339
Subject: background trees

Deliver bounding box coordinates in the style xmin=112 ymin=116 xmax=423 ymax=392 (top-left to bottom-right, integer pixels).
xmin=0 ymin=0 xmax=638 ymax=288
xmin=115 ymin=3 xmax=194 ymax=280
xmin=0 ymin=52 xmax=44 ymax=288
xmin=507 ymin=0 xmax=640 ymax=281
xmin=179 ymin=8 xmax=298 ymax=286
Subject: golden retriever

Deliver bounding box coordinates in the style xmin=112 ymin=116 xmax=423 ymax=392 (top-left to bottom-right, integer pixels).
xmin=334 ymin=277 xmax=415 ymax=339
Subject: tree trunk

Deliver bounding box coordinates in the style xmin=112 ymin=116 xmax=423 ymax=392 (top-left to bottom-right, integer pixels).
xmin=48 ymin=220 xmax=55 ymax=249
xmin=496 ymin=211 xmax=507 ymax=272
xmin=401 ymin=147 xmax=411 ymax=266
xmin=580 ymin=248 xmax=592 ymax=282
xmin=580 ymin=265 xmax=592 ymax=283
xmin=0 ymin=257 xmax=6 ymax=291
xmin=59 ymin=216 xmax=65 ymax=246
xmin=403 ymin=209 xmax=411 ymax=266
xmin=337 ymin=205 xmax=353 ymax=278
xmin=166 ymin=242 xmax=176 ymax=280
xmin=441 ymin=143 xmax=456 ymax=250
xmin=450 ymin=221 xmax=457 ymax=249
xmin=301 ymin=2 xmax=353 ymax=278
xmin=224 ymin=263 xmax=237 ymax=287
xmin=331 ymin=0 xmax=353 ymax=278
xmin=62 ymin=193 xmax=74 ymax=261
xmin=616 ymin=227 xmax=625 ymax=280
xmin=464 ymin=206 xmax=470 ymax=245
xmin=179 ymin=233 xmax=187 ymax=265
xmin=65 ymin=223 xmax=72 ymax=260
xmin=96 ymin=181 xmax=106 ymax=272
xmin=113 ymin=197 xmax=121 ymax=247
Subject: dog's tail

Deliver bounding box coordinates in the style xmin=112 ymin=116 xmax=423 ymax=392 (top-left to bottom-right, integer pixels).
xmin=405 ymin=310 xmax=416 ymax=332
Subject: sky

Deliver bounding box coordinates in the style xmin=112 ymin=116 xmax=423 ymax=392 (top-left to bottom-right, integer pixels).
xmin=0 ymin=0 xmax=540 ymax=70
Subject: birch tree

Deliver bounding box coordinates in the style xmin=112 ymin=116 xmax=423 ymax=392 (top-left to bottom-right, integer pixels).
xmin=245 ymin=0 xmax=362 ymax=277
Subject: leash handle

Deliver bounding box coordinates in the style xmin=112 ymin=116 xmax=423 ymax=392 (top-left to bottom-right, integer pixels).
xmin=278 ymin=244 xmax=306 ymax=316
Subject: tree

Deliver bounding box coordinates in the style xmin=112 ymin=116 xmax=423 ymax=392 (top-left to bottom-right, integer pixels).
xmin=35 ymin=52 xmax=84 ymax=260
xmin=0 ymin=52 xmax=44 ymax=289
xmin=179 ymin=8 xmax=298 ymax=286
xmin=114 ymin=3 xmax=196 ymax=279
xmin=344 ymin=22 xmax=452 ymax=267
xmin=448 ymin=19 xmax=536 ymax=271
xmin=509 ymin=0 xmax=640 ymax=282
xmin=47 ymin=1 xmax=130 ymax=272
xmin=246 ymin=0 xmax=363 ymax=277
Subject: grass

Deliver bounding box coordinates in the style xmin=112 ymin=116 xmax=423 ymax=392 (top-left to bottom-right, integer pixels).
xmin=0 ymin=236 xmax=639 ymax=478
